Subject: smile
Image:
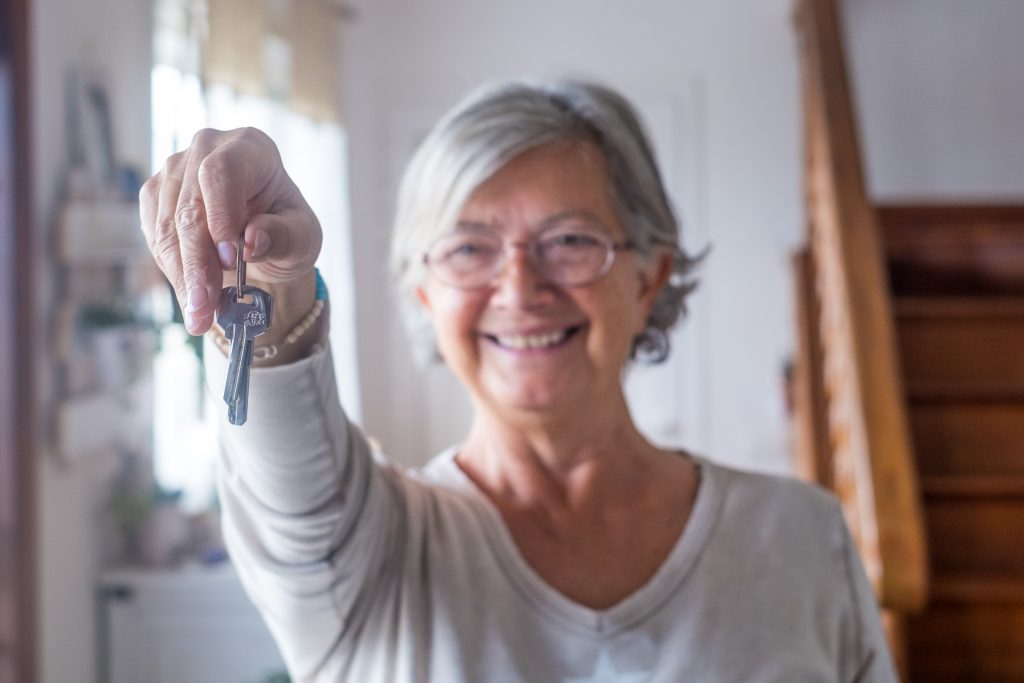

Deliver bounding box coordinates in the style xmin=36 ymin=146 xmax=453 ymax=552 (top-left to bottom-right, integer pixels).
xmin=485 ymin=326 xmax=581 ymax=350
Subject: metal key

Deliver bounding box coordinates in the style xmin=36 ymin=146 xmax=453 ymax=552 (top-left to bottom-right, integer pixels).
xmin=219 ymin=288 xmax=270 ymax=424
xmin=216 ymin=238 xmax=273 ymax=426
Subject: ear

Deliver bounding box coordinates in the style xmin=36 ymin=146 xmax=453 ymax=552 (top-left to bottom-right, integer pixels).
xmin=637 ymin=250 xmax=673 ymax=302
xmin=635 ymin=250 xmax=673 ymax=331
xmin=415 ymin=285 xmax=433 ymax=313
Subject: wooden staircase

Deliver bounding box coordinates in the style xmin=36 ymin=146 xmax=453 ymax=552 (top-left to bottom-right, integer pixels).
xmin=885 ymin=205 xmax=1024 ymax=681
xmin=792 ymin=1 xmax=1024 ymax=680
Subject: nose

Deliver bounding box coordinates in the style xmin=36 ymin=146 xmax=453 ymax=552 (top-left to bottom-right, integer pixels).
xmin=490 ymin=242 xmax=555 ymax=309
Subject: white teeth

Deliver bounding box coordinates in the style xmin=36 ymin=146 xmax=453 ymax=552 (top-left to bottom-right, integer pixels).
xmin=494 ymin=329 xmax=569 ymax=350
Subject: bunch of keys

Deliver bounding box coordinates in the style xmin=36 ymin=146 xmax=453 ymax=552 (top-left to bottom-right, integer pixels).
xmin=216 ymin=237 xmax=273 ymax=426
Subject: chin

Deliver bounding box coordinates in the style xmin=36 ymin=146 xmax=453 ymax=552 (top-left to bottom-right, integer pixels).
xmin=484 ymin=380 xmax=578 ymax=416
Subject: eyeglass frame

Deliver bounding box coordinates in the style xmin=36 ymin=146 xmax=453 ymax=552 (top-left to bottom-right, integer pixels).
xmin=420 ymin=220 xmax=639 ymax=290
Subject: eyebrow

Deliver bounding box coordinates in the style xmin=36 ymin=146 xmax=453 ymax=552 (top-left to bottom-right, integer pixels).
xmin=454 ymin=210 xmax=613 ymax=234
xmin=538 ymin=209 xmax=611 ymax=232
xmin=453 ymin=220 xmax=493 ymax=232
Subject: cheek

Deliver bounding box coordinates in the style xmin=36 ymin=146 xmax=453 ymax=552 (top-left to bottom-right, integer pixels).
xmin=587 ymin=280 xmax=647 ymax=358
xmin=427 ymin=290 xmax=485 ymax=354
xmin=633 ymin=300 xmax=649 ymax=336
xmin=619 ymin=273 xmax=655 ymax=336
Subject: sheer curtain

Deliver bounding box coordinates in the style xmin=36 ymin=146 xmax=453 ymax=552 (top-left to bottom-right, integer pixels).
xmin=151 ymin=0 xmax=359 ymax=509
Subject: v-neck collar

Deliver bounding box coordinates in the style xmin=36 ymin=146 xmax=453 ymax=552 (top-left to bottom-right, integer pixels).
xmin=423 ymin=447 xmax=724 ymax=636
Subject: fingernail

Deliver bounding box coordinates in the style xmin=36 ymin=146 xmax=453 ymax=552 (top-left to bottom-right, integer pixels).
xmin=183 ymin=310 xmax=194 ymax=332
xmin=184 ymin=311 xmax=206 ymax=336
xmin=187 ymin=285 xmax=208 ymax=312
xmin=252 ymin=229 xmax=270 ymax=258
xmin=217 ymin=241 xmax=236 ymax=269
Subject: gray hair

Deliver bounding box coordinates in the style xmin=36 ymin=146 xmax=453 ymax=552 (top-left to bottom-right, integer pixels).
xmin=390 ymin=79 xmax=703 ymax=365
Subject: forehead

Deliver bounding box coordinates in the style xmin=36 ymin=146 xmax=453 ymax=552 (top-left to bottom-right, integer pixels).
xmin=457 ymin=141 xmax=618 ymax=226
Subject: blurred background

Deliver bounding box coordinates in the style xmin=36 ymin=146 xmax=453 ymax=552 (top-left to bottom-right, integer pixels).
xmin=2 ymin=0 xmax=1023 ymax=681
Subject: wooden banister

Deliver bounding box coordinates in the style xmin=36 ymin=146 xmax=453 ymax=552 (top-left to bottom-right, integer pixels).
xmin=792 ymin=248 xmax=832 ymax=489
xmin=794 ymin=0 xmax=929 ymax=612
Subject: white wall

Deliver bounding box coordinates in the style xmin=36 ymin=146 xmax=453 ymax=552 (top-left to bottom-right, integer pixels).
xmin=30 ymin=0 xmax=152 ymax=680
xmin=339 ymin=0 xmax=803 ymax=473
xmin=843 ymin=0 xmax=1024 ymax=199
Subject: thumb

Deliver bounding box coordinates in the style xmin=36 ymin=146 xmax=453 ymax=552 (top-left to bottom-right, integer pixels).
xmin=242 ymin=209 xmax=322 ymax=282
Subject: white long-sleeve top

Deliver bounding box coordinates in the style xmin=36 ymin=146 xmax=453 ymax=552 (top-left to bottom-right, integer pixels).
xmin=210 ymin=344 xmax=898 ymax=683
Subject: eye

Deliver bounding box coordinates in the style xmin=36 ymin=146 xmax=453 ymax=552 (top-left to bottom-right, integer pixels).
xmin=432 ymin=234 xmax=500 ymax=266
xmin=447 ymin=242 xmax=482 ymax=258
xmin=541 ymin=229 xmax=605 ymax=251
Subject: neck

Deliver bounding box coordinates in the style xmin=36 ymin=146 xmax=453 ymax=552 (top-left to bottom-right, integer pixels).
xmin=457 ymin=389 xmax=660 ymax=511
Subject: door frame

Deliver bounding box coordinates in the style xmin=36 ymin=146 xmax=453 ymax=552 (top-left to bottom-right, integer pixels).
xmin=0 ymin=0 xmax=36 ymax=679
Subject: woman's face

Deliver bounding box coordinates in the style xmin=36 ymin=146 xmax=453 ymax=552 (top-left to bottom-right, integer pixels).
xmin=416 ymin=141 xmax=669 ymax=418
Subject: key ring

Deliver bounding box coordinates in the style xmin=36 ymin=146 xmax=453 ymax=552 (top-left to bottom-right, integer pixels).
xmin=236 ymin=235 xmax=246 ymax=302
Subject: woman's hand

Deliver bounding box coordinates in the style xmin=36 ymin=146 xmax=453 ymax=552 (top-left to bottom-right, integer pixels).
xmin=139 ymin=127 xmax=322 ymax=335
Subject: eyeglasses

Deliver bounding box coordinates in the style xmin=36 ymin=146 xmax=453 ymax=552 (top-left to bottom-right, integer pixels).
xmin=422 ymin=223 xmax=636 ymax=290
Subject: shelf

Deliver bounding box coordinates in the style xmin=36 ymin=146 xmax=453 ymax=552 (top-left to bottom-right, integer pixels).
xmin=55 ymin=372 xmax=154 ymax=462
xmin=60 ymin=199 xmax=152 ymax=266
xmin=52 ymin=197 xmax=163 ymax=462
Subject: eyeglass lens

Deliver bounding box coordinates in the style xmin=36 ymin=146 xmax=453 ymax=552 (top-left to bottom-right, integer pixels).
xmin=426 ymin=224 xmax=616 ymax=289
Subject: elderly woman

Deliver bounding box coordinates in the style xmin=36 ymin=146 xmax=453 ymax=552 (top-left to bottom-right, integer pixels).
xmin=141 ymin=81 xmax=896 ymax=682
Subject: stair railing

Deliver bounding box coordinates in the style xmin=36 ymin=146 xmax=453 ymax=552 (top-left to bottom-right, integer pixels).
xmin=793 ymin=0 xmax=928 ymax=612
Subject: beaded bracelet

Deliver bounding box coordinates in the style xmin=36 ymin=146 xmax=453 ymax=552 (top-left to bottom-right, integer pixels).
xmin=210 ymin=268 xmax=328 ymax=362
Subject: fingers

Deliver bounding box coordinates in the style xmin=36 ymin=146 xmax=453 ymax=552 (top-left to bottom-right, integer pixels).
xmin=138 ymin=173 xmax=160 ymax=254
xmin=146 ymin=152 xmax=191 ymax=328
xmin=175 ymin=131 xmax=224 ymax=334
xmin=197 ymin=129 xmax=281 ymax=259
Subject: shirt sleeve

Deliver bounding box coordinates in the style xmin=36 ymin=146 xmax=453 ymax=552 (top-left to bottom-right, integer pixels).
xmin=207 ymin=340 xmax=406 ymax=680
xmin=838 ymin=512 xmax=900 ymax=683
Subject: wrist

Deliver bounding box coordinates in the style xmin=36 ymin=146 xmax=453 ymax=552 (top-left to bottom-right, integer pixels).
xmin=209 ymin=268 xmax=328 ymax=366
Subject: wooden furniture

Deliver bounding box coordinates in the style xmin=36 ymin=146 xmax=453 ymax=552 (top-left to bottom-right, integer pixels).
xmin=792 ymin=0 xmax=1024 ymax=679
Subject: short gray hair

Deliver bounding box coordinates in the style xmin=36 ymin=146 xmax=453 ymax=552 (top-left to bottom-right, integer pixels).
xmin=390 ymin=79 xmax=703 ymax=364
